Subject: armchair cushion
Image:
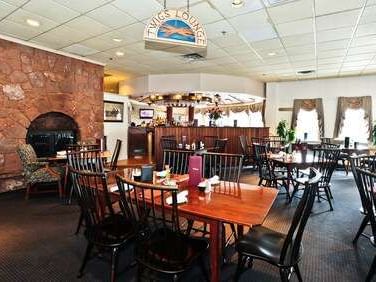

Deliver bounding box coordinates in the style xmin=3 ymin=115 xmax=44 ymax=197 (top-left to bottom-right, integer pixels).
xmin=26 ymin=161 xmax=49 ymax=173
xmin=27 ymin=167 xmax=60 ymax=185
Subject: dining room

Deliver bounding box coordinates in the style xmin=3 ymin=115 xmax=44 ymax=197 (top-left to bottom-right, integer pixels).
xmin=1 ymin=1 xmax=376 ymax=282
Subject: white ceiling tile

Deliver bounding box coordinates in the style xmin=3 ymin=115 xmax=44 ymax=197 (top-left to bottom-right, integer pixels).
xmin=348 ymin=45 xmax=376 ymax=55
xmin=53 ymin=0 xmax=112 ymax=13
xmin=317 ymin=27 xmax=353 ymax=42
xmin=317 ymin=57 xmax=344 ymax=65
xmin=360 ymin=4 xmax=376 ymax=24
xmin=285 ymin=44 xmax=315 ymax=55
xmin=356 ymin=23 xmax=376 ymax=37
xmin=267 ymin=0 xmax=313 ymax=24
xmin=33 ymin=25 xmax=91 ymax=47
xmin=79 ymin=37 xmax=116 ymax=52
xmin=251 ymin=38 xmax=284 ymax=51
xmin=209 ymin=0 xmax=263 ymax=18
xmin=316 ymin=9 xmax=360 ymax=31
xmin=154 ymin=0 xmax=201 ymax=9
xmin=204 ymin=20 xmax=236 ymax=39
xmin=65 ymin=16 xmax=111 ymax=37
xmin=345 ymin=53 xmax=375 ymax=61
xmin=62 ymin=43 xmax=99 ymax=56
xmin=1 ymin=0 xmax=28 ymax=5
xmin=241 ymin=24 xmax=277 ymax=42
xmin=352 ymin=34 xmax=376 ymax=46
xmin=315 ymin=0 xmax=366 ymax=16
xmin=189 ymin=1 xmax=223 ymax=24
xmin=318 ymin=49 xmax=347 ymax=58
xmin=114 ymin=22 xmax=146 ymax=42
xmin=275 ymin=18 xmax=313 ymax=37
xmin=112 ymin=0 xmax=162 ymax=21
xmin=22 ymin=0 xmax=79 ymax=23
xmin=290 ymin=53 xmax=316 ymax=61
xmin=210 ymin=35 xmax=244 ymax=48
xmin=0 ymin=19 xmax=40 ymax=39
xmin=229 ymin=9 xmax=270 ymax=30
xmin=317 ymin=39 xmax=349 ymax=51
xmin=86 ymin=4 xmax=138 ymax=28
xmin=6 ymin=8 xmax=59 ymax=33
xmin=281 ymin=33 xmax=314 ymax=47
xmin=0 ymin=0 xmax=17 ymax=19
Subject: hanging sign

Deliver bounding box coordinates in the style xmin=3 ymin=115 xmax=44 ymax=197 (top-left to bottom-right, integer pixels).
xmin=144 ymin=9 xmax=207 ymax=49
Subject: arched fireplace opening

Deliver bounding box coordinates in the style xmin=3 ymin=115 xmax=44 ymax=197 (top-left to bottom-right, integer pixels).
xmin=26 ymin=112 xmax=79 ymax=157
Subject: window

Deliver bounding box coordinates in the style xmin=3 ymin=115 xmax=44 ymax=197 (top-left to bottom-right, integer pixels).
xmin=338 ymin=108 xmax=368 ymax=143
xmin=295 ymin=109 xmax=320 ymax=141
xmin=194 ymin=111 xmax=264 ymax=127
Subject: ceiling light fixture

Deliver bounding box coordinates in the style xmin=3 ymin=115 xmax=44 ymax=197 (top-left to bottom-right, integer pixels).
xmin=115 ymin=51 xmax=124 ymax=56
xmin=268 ymin=52 xmax=276 ymax=56
xmin=113 ymin=38 xmax=122 ymax=42
xmin=26 ymin=18 xmax=40 ymax=27
xmin=232 ymin=0 xmax=244 ymax=8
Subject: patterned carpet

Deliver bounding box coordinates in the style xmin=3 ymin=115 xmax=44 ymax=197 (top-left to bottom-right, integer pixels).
xmin=0 ymin=171 xmax=374 ymax=282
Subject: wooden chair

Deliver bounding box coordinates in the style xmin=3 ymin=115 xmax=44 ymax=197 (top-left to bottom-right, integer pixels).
xmin=239 ymin=135 xmax=253 ymax=167
xmin=292 ymin=148 xmax=340 ymax=211
xmin=163 ymin=149 xmax=194 ymax=174
xmin=70 ymin=168 xmax=135 ymax=282
xmin=203 ymin=135 xmax=218 ymax=148
xmin=354 ymin=167 xmax=376 ymax=282
xmin=213 ymin=138 xmax=228 ymax=153
xmin=115 ymin=174 xmax=209 ymax=281
xmin=350 ymin=155 xmax=376 ymax=244
xmin=202 ymin=152 xmax=243 ymax=183
xmin=107 ymin=139 xmax=122 ymax=171
xmin=161 ymin=137 xmax=177 ymax=150
xmin=67 ymin=149 xmax=105 ymax=234
xmin=16 ymin=144 xmax=62 ymax=200
xmin=235 ymin=168 xmax=322 ymax=282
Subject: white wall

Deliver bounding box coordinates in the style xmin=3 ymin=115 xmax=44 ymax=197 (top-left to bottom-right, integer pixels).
xmin=265 ymin=75 xmax=376 ymax=137
xmin=103 ymin=93 xmax=129 ymax=160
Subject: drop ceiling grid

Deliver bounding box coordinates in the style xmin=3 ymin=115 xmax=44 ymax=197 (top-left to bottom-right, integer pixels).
xmin=0 ymin=0 xmax=376 ymax=81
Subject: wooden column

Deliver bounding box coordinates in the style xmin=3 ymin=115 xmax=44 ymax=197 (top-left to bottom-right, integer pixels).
xmin=166 ymin=106 xmax=173 ymax=123
xmin=188 ymin=106 xmax=194 ymax=123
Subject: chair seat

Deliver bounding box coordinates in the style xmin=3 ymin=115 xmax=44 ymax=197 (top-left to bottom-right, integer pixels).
xmin=84 ymin=214 xmax=135 ymax=247
xmin=28 ymin=167 xmax=60 ymax=184
xmin=135 ymin=228 xmax=208 ymax=273
xmin=236 ymin=225 xmax=301 ymax=266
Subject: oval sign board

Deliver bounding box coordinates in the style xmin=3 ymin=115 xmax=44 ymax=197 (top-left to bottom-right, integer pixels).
xmin=144 ymin=9 xmax=207 ymax=49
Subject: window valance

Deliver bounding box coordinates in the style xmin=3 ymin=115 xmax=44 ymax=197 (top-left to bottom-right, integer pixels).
xmin=194 ymin=102 xmax=264 ymax=116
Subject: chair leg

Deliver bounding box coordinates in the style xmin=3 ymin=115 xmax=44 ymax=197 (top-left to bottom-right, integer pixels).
xmin=110 ymin=247 xmax=119 ymax=282
xmin=57 ymin=180 xmax=63 ymax=199
xmin=63 ymin=165 xmax=69 ymax=198
xmin=279 ymin=268 xmax=289 ymax=282
xmin=324 ymin=187 xmax=333 ymax=211
xmin=186 ymin=219 xmax=194 ymax=235
xmin=366 ymin=255 xmax=376 ymax=282
xmin=25 ymin=183 xmax=32 ymax=200
xmin=294 ymin=264 xmax=303 ymax=282
xmin=75 ymin=211 xmax=84 ymax=235
xmin=234 ymin=254 xmax=246 ymax=282
xmin=78 ymin=242 xmax=93 ymax=278
xmin=353 ymin=215 xmax=369 ymax=244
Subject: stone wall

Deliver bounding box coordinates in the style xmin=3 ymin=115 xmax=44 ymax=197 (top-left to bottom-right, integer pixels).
xmin=0 ymin=38 xmax=104 ymax=192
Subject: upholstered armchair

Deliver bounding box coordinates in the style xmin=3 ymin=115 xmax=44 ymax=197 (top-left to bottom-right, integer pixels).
xmin=17 ymin=144 xmax=62 ymax=200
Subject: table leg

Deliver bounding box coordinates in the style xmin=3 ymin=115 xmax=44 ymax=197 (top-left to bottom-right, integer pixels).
xmin=209 ymin=220 xmax=222 ymax=282
xmin=237 ymin=225 xmax=244 ymax=239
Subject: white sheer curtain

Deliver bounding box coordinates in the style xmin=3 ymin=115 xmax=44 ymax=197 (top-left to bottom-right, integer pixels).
xmin=338 ymin=108 xmax=369 ymax=143
xmin=295 ymin=109 xmax=320 ymax=141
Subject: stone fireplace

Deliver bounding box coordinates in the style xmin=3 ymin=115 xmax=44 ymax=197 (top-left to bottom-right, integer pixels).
xmin=0 ymin=38 xmax=104 ymax=192
xmin=26 ymin=112 xmax=79 ymax=157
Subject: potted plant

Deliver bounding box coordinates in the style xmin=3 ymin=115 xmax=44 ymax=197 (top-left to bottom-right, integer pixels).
xmin=276 ymin=120 xmax=296 ymax=144
xmin=206 ymin=107 xmax=223 ymax=126
xmin=372 ymin=122 xmax=376 ymax=146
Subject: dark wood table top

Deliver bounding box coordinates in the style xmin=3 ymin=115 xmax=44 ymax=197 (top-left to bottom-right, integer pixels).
xmin=110 ymin=170 xmax=278 ymax=227
xmin=47 ymin=150 xmax=112 ymax=162
xmin=269 ymin=152 xmax=314 ymax=168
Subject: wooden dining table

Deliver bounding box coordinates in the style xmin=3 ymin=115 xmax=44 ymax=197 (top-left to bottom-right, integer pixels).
xmin=108 ymin=170 xmax=278 ymax=282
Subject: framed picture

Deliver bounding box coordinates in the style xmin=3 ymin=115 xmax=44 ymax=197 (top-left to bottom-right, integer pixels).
xmin=104 ymin=101 xmax=124 ymax=122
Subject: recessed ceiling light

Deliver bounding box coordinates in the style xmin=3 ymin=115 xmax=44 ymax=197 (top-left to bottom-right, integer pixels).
xmin=115 ymin=51 xmax=124 ymax=57
xmin=113 ymin=38 xmax=122 ymax=42
xmin=232 ymin=0 xmax=244 ymax=8
xmin=268 ymin=52 xmax=276 ymax=56
xmin=26 ymin=18 xmax=40 ymax=27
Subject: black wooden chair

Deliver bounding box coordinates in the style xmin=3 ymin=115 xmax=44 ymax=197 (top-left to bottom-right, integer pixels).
xmin=67 ymin=150 xmax=105 ymax=234
xmin=161 ymin=137 xmax=177 ymax=150
xmin=239 ymin=135 xmax=253 ymax=167
xmin=234 ymin=168 xmax=322 ymax=282
xmin=212 ymin=138 xmax=228 ymax=153
xmin=321 ymin=142 xmax=349 ymax=174
xmin=265 ymin=135 xmax=284 ymax=153
xmin=291 ymin=148 xmax=340 ymax=211
xmin=163 ymin=149 xmax=194 ymax=175
xmin=107 ymin=139 xmax=122 ymax=171
xmin=354 ymin=167 xmax=376 ymax=282
xmin=350 ymin=155 xmax=376 ymax=244
xmin=253 ymin=143 xmax=287 ymax=190
xmin=70 ymin=168 xmax=135 ymax=282
xmin=115 ymin=175 xmax=209 ymax=281
xmin=202 ymin=152 xmax=243 ymax=183
xmin=203 ymin=135 xmax=218 ymax=148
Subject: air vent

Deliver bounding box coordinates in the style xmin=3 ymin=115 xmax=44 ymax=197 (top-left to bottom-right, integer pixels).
xmin=263 ymin=0 xmax=300 ymax=7
xmin=104 ymin=73 xmax=112 ymax=77
xmin=297 ymin=70 xmax=315 ymax=75
xmin=181 ymin=53 xmax=205 ymax=62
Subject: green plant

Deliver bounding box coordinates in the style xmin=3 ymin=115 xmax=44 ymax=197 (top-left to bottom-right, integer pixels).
xmin=276 ymin=120 xmax=296 ymax=143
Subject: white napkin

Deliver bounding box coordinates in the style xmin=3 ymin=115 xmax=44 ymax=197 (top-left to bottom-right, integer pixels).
xmin=198 ymin=175 xmax=220 ymax=187
xmin=108 ymin=184 xmax=133 ymax=193
xmin=166 ymin=190 xmax=188 ymax=205
xmin=56 ymin=150 xmax=66 ymax=156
